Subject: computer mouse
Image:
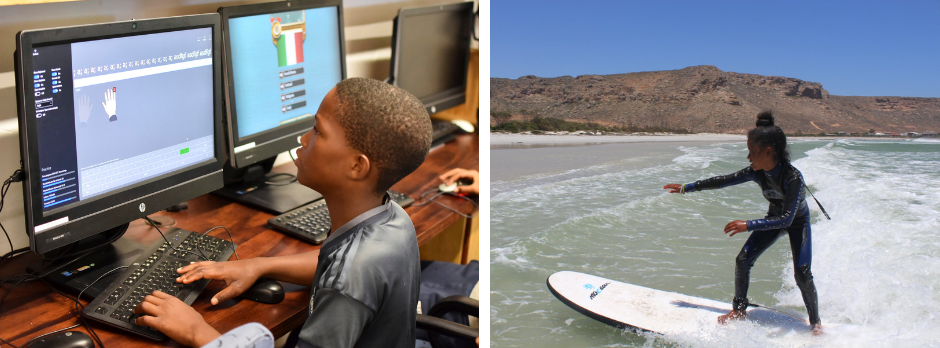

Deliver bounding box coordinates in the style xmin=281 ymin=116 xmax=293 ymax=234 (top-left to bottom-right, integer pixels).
xmin=451 ymin=119 xmax=475 ymax=133
xmin=27 ymin=331 xmax=94 ymax=348
xmin=239 ymin=278 xmax=285 ymax=304
xmin=439 ymin=179 xmax=474 ymax=193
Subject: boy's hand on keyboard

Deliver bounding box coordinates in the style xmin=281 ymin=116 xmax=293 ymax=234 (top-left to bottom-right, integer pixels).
xmin=176 ymin=260 xmax=262 ymax=305
xmin=133 ymin=290 xmax=221 ymax=347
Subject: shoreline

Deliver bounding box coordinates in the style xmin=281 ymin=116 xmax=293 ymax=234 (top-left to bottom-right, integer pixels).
xmin=491 ymin=133 xmax=745 ymax=148
xmin=490 ymin=133 xmax=927 ymax=148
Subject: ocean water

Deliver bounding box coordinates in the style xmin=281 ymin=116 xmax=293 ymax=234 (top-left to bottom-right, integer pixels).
xmin=490 ymin=138 xmax=940 ymax=347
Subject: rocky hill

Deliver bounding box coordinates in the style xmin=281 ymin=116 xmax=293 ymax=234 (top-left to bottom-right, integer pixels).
xmin=490 ymin=65 xmax=940 ymax=134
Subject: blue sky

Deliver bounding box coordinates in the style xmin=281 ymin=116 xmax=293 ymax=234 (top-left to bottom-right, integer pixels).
xmin=492 ymin=0 xmax=940 ymax=97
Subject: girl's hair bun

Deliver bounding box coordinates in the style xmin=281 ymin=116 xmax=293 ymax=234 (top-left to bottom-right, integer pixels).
xmin=756 ymin=111 xmax=775 ymax=127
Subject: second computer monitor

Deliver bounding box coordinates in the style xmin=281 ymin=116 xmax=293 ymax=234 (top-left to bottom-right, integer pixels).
xmin=390 ymin=2 xmax=474 ymax=115
xmin=220 ymin=0 xmax=346 ymax=169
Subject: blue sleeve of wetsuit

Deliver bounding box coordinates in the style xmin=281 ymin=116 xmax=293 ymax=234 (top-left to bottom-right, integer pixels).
xmin=746 ymin=173 xmax=806 ymax=231
xmin=684 ymin=167 xmax=757 ymax=193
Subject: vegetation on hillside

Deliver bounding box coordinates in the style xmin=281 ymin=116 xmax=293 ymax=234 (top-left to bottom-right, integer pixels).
xmin=491 ymin=110 xmax=692 ymax=134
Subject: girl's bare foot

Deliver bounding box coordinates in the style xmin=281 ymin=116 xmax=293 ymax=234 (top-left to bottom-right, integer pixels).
xmin=811 ymin=323 xmax=824 ymax=336
xmin=717 ymin=310 xmax=746 ymax=324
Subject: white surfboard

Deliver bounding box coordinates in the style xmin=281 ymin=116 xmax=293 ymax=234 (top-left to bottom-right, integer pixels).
xmin=547 ymin=271 xmax=815 ymax=336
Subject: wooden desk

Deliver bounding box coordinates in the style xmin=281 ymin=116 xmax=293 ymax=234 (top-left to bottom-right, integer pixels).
xmin=0 ymin=133 xmax=478 ymax=347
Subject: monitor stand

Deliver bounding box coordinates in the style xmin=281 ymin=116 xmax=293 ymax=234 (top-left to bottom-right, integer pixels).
xmin=27 ymin=223 xmax=144 ymax=299
xmin=213 ymin=157 xmax=323 ymax=215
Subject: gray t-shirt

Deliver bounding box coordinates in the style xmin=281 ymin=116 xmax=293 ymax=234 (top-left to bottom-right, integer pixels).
xmin=297 ymin=199 xmax=420 ymax=348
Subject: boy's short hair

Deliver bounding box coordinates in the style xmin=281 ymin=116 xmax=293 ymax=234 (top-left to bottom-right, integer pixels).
xmin=334 ymin=78 xmax=432 ymax=195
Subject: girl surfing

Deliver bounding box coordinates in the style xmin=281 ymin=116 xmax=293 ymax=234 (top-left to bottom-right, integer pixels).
xmin=663 ymin=111 xmax=822 ymax=335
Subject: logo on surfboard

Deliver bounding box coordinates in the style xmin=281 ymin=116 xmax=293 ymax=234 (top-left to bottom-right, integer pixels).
xmin=589 ymin=282 xmax=611 ymax=300
xmin=584 ymin=284 xmax=594 ymax=290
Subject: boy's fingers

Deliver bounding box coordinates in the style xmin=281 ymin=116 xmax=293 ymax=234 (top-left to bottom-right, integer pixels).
xmin=439 ymin=173 xmax=457 ymax=183
xmin=151 ymin=290 xmax=171 ymax=299
xmin=134 ymin=300 xmax=158 ymax=316
xmin=211 ymin=282 xmax=245 ymax=305
xmin=179 ymin=264 xmax=223 ymax=283
xmin=135 ymin=315 xmax=156 ymax=328
xmin=441 ymin=168 xmax=462 ymax=178
xmin=177 ymin=261 xmax=212 ymax=274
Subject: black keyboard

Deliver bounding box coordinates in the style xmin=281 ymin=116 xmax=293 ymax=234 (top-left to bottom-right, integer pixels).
xmin=268 ymin=191 xmax=414 ymax=245
xmin=83 ymin=228 xmax=235 ymax=340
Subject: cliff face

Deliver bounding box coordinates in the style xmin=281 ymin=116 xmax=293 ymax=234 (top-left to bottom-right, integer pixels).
xmin=490 ymin=65 xmax=940 ymax=134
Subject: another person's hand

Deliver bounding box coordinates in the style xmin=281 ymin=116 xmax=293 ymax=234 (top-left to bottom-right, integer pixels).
xmin=134 ymin=290 xmax=221 ymax=347
xmin=176 ymin=259 xmax=262 ymax=305
xmin=663 ymin=183 xmax=683 ymax=193
xmin=439 ymin=168 xmax=479 ymax=195
xmin=724 ymin=220 xmax=748 ymax=237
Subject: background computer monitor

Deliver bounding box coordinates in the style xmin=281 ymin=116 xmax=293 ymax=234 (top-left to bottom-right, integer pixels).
xmin=216 ymin=0 xmax=346 ymax=214
xmin=14 ymin=14 xmax=225 ymax=256
xmin=390 ymin=1 xmax=474 ymax=115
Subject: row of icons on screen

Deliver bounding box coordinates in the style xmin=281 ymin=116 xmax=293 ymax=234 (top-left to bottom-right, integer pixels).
xmin=69 ymin=51 xmax=210 ymax=77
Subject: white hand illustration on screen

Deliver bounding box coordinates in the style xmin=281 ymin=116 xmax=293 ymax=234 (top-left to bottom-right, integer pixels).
xmin=102 ymin=87 xmax=117 ymax=122
xmin=77 ymin=94 xmax=92 ymax=123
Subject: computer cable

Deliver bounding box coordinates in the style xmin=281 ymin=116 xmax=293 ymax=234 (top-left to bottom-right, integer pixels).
xmin=0 ymin=248 xmax=29 ymax=267
xmin=0 ymin=274 xmax=34 ymax=347
xmin=202 ymin=226 xmax=240 ymax=260
xmin=413 ymin=189 xmax=478 ymax=219
xmin=142 ymin=217 xmax=211 ymax=262
xmin=41 ymin=275 xmax=112 ymax=348
xmin=0 ymin=277 xmax=96 ymax=348
xmin=0 ymin=169 xmax=104 ymax=348
xmin=69 ymin=266 xmax=130 ymax=348
xmin=1 ymin=169 xmax=25 ymax=260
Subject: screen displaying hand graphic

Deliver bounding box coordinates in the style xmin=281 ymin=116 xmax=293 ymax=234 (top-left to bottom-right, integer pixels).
xmin=77 ymin=94 xmax=92 ymax=123
xmin=103 ymin=87 xmax=117 ymax=122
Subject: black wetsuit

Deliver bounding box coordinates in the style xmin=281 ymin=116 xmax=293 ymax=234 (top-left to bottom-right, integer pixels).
xmin=684 ymin=163 xmax=820 ymax=325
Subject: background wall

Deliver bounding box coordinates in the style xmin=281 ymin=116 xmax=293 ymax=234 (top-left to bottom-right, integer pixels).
xmin=0 ymin=0 xmax=477 ymax=256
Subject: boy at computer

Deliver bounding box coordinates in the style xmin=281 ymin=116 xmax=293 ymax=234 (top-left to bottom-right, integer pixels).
xmin=132 ymin=77 xmax=432 ymax=348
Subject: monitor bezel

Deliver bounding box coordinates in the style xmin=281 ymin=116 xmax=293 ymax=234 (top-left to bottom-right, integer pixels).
xmin=390 ymin=2 xmax=474 ymax=115
xmin=15 ymin=14 xmax=226 ymax=254
xmin=218 ymin=0 xmax=347 ymax=169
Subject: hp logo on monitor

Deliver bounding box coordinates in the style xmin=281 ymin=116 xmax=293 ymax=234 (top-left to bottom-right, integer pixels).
xmin=139 ymin=203 xmax=146 ymax=212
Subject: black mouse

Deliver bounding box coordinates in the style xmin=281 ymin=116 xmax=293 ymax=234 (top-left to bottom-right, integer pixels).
xmin=239 ymin=278 xmax=285 ymax=304
xmin=27 ymin=331 xmax=94 ymax=348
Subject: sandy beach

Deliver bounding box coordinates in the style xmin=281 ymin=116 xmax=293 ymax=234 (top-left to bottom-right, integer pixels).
xmin=491 ymin=133 xmax=746 ymax=148
xmin=491 ymin=134 xmax=747 ymax=182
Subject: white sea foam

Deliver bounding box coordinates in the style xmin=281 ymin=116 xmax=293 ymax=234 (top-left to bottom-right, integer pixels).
xmin=492 ymin=139 xmax=940 ymax=347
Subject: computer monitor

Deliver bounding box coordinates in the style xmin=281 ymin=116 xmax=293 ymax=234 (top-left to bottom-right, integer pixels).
xmin=215 ymin=0 xmax=346 ymax=214
xmin=390 ymin=2 xmax=474 ymax=115
xmin=14 ymin=14 xmax=224 ymax=286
